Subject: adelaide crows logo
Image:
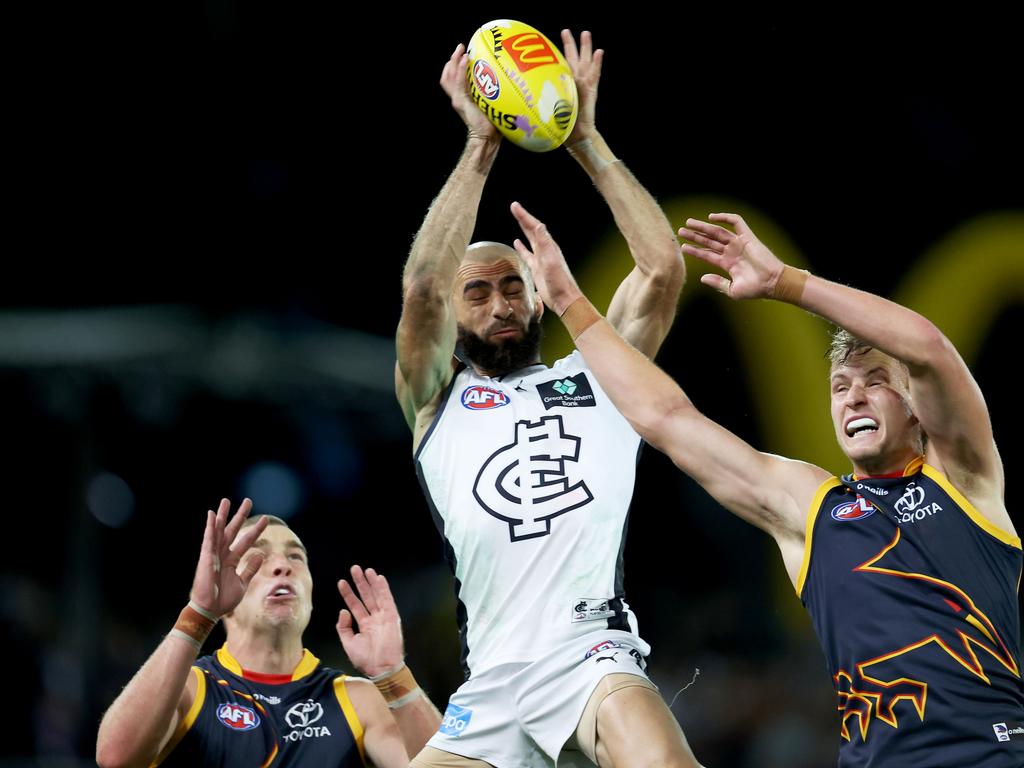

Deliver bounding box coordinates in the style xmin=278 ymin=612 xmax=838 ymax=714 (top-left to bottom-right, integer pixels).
xmin=835 ymin=529 xmax=1020 ymax=743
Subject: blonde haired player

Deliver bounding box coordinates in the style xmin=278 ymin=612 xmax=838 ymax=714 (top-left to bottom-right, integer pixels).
xmin=509 ymin=201 xmax=1024 ymax=768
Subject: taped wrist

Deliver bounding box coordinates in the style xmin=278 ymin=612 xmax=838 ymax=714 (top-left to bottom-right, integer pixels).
xmin=370 ymin=663 xmax=423 ymax=709
xmin=560 ymin=296 xmax=603 ymax=340
xmin=772 ymin=265 xmax=810 ymax=304
xmin=170 ymin=601 xmax=219 ymax=650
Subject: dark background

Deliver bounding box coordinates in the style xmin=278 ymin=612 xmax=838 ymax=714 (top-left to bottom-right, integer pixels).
xmin=2 ymin=6 xmax=1021 ymax=766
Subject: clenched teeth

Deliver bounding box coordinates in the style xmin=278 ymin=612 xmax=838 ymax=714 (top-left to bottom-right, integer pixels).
xmin=847 ymin=417 xmax=878 ymax=436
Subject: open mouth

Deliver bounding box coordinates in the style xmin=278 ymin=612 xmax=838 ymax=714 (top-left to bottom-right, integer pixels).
xmin=846 ymin=417 xmax=879 ymax=439
xmin=267 ymin=584 xmax=295 ymax=601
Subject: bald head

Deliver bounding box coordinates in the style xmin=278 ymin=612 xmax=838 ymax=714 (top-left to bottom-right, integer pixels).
xmin=465 ymin=240 xmax=518 ymax=262
xmin=456 ymin=241 xmax=534 ymax=292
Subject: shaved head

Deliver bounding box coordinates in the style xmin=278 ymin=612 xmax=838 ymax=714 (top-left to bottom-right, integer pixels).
xmin=452 ymin=241 xmax=543 ymax=376
xmin=457 ymin=241 xmax=534 ymax=291
xmin=464 ymin=240 xmax=518 ymax=262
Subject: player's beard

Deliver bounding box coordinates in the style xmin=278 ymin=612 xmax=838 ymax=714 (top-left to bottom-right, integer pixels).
xmin=457 ymin=315 xmax=543 ymax=376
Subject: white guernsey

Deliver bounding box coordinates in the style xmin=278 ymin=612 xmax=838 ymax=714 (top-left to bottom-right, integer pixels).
xmin=416 ymin=352 xmax=646 ymax=675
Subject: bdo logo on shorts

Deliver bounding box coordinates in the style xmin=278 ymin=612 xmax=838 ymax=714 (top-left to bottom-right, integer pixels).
xmin=439 ymin=703 xmax=473 ymax=737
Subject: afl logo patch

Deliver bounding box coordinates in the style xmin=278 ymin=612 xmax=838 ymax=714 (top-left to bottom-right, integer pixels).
xmin=831 ymin=497 xmax=875 ymax=522
xmin=584 ymin=639 xmax=621 ymax=659
xmin=461 ymin=385 xmax=509 ymax=410
xmin=217 ymin=703 xmax=260 ymax=731
xmin=472 ymin=59 xmax=500 ymax=100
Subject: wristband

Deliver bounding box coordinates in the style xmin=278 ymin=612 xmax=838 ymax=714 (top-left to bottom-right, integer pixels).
xmin=772 ymin=265 xmax=809 ymax=304
xmin=560 ymin=296 xmax=603 ymax=340
xmin=171 ymin=601 xmax=218 ymax=649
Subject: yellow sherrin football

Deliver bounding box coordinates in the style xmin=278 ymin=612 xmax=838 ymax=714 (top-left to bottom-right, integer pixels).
xmin=467 ymin=20 xmax=578 ymax=152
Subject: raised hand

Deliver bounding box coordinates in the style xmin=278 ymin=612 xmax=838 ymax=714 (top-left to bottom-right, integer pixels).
xmin=510 ymin=201 xmax=582 ymax=315
xmin=189 ymin=498 xmax=268 ymax=617
xmin=336 ymin=566 xmax=405 ymax=677
xmin=561 ymin=29 xmax=603 ymax=144
xmin=680 ymin=213 xmax=786 ymax=300
xmin=440 ymin=43 xmax=499 ymax=142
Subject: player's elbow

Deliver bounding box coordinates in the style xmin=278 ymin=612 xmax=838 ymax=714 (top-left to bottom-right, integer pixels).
xmin=646 ymin=252 xmax=685 ymax=294
xmin=95 ymin=724 xmax=149 ymax=768
xmin=402 ymin=272 xmax=449 ymax=309
xmin=95 ymin=740 xmax=136 ymax=768
xmin=636 ymin=397 xmax=696 ymax=454
xmin=904 ymin=320 xmax=958 ymax=373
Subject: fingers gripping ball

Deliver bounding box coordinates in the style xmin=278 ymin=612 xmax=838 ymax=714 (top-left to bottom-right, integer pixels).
xmin=467 ymin=20 xmax=578 ymax=152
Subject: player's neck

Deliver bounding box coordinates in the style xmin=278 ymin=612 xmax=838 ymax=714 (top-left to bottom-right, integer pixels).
xmin=225 ymin=630 xmax=305 ymax=676
xmin=850 ymin=448 xmax=921 ymax=479
xmin=471 ymin=357 xmax=542 ymax=378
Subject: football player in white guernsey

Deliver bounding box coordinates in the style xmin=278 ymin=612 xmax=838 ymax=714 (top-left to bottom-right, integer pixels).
xmin=398 ymin=31 xmax=702 ymax=768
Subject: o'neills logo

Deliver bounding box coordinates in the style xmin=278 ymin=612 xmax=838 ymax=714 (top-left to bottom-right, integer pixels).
xmin=539 ymin=373 xmax=596 ymax=410
xmin=993 ymin=722 xmax=1024 ymax=741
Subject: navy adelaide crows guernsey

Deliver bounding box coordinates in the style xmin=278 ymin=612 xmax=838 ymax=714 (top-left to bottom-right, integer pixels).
xmin=153 ymin=646 xmax=365 ymax=768
xmin=798 ymin=457 xmax=1024 ymax=766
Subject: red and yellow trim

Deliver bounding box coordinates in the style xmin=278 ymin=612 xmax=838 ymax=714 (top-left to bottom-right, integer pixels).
xmin=852 ymin=455 xmax=925 ymax=481
xmin=795 ymin=476 xmax=843 ymax=597
xmin=334 ymin=676 xmax=366 ymax=766
xmin=290 ymin=650 xmax=320 ymax=680
xmin=151 ymin=666 xmax=206 ymax=767
xmin=216 ymin=645 xmax=243 ymax=675
xmin=216 ymin=645 xmax=322 ymax=681
xmin=919 ymin=463 xmax=1020 ymax=549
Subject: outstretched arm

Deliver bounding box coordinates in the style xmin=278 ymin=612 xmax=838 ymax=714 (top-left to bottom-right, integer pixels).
xmin=681 ymin=213 xmax=1009 ymax=531
xmin=337 ymin=566 xmax=441 ymax=759
xmin=560 ymin=30 xmax=683 ymax=358
xmin=510 ymin=202 xmax=829 ymax=583
xmin=97 ymin=500 xmax=268 ymax=768
xmin=397 ymin=44 xmax=501 ymax=448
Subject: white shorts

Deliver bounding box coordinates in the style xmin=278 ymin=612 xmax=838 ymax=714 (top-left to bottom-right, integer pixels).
xmin=427 ymin=630 xmax=653 ymax=768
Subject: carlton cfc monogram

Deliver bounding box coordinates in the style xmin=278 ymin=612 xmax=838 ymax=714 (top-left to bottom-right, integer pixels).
xmin=473 ymin=414 xmax=594 ymax=541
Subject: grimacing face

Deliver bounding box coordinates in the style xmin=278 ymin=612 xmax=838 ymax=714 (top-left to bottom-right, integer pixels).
xmin=453 ymin=245 xmax=543 ymax=374
xmin=227 ymin=523 xmax=313 ymax=634
xmin=455 ymin=255 xmax=538 ymax=342
xmin=829 ymin=348 xmax=922 ymax=474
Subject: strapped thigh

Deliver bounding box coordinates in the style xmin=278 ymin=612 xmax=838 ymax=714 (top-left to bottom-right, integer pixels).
xmin=570 ymin=673 xmax=659 ymax=764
